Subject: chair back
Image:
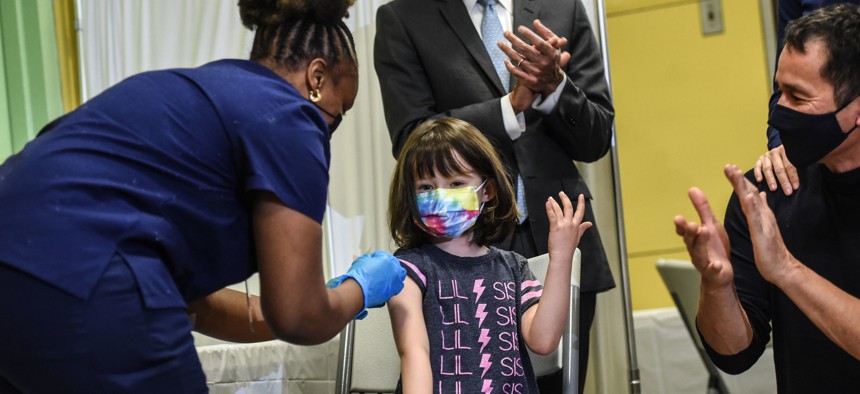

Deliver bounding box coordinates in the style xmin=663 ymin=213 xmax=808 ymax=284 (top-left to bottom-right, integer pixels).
xmin=527 ymin=250 xmax=581 ymax=394
xmin=656 ymin=259 xmax=731 ymax=394
xmin=335 ymin=306 xmax=400 ymax=393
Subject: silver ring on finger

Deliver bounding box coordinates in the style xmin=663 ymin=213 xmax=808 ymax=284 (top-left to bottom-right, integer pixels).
xmin=515 ymin=57 xmax=525 ymax=68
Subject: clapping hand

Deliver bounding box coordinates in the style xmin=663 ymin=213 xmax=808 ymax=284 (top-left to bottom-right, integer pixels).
xmin=499 ymin=20 xmax=571 ymax=96
xmin=725 ymin=164 xmax=799 ymax=285
xmin=676 ymin=165 xmax=800 ymax=288
xmin=674 ymin=186 xmax=734 ymax=290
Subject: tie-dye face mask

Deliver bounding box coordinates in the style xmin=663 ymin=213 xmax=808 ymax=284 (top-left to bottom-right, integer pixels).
xmin=416 ymin=180 xmax=487 ymax=238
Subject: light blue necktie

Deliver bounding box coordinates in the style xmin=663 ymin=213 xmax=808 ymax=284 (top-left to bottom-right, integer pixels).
xmin=478 ymin=0 xmax=510 ymax=92
xmin=515 ymin=173 xmax=528 ymax=224
xmin=478 ymin=0 xmax=527 ymax=224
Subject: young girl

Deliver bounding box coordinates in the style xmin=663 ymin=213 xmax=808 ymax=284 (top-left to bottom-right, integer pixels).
xmin=387 ymin=117 xmax=591 ymax=394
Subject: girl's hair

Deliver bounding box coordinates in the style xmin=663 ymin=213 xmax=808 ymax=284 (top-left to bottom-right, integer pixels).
xmin=238 ymin=0 xmax=357 ymax=78
xmin=389 ymin=118 xmax=519 ymax=249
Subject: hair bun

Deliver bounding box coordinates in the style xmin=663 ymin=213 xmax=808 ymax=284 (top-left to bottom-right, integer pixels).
xmin=238 ymin=0 xmax=355 ymax=29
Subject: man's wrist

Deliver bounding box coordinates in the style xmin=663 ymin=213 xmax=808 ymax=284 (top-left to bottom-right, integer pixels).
xmin=700 ymin=276 xmax=735 ymax=297
xmin=509 ymin=91 xmax=530 ymax=113
xmin=771 ymin=254 xmax=805 ymax=289
xmin=541 ymin=68 xmax=565 ymax=96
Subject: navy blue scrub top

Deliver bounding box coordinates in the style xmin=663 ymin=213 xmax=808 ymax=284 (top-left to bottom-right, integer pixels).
xmin=0 ymin=59 xmax=330 ymax=307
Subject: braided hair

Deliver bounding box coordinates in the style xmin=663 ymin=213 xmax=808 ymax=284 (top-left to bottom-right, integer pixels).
xmin=238 ymin=0 xmax=357 ymax=76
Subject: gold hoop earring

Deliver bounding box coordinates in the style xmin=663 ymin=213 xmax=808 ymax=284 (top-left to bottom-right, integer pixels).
xmin=309 ymin=89 xmax=321 ymax=102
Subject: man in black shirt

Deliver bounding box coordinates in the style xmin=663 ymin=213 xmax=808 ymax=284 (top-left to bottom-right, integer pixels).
xmin=674 ymin=4 xmax=860 ymax=393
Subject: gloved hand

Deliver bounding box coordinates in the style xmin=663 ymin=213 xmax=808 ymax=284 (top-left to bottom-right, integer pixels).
xmin=326 ymin=250 xmax=406 ymax=320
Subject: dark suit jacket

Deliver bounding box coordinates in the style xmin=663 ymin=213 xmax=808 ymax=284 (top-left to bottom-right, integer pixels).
xmin=375 ymin=0 xmax=615 ymax=293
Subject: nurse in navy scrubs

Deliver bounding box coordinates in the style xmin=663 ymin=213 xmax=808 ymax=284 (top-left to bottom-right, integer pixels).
xmin=0 ymin=0 xmax=405 ymax=392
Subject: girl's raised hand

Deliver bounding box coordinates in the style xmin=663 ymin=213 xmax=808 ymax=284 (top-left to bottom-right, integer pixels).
xmin=546 ymin=192 xmax=592 ymax=262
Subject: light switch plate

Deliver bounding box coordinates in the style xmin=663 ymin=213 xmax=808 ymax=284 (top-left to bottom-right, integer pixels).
xmin=700 ymin=0 xmax=724 ymax=35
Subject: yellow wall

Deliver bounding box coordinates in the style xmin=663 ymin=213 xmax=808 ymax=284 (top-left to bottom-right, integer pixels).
xmin=606 ymin=0 xmax=771 ymax=310
xmin=53 ymin=0 xmax=80 ymax=113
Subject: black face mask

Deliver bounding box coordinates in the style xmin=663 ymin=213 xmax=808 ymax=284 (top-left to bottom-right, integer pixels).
xmin=768 ymin=102 xmax=857 ymax=168
xmin=311 ymin=101 xmax=343 ymax=136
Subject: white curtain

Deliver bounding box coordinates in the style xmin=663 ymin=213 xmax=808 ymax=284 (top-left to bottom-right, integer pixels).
xmin=78 ymin=0 xmax=254 ymax=99
xmin=77 ymin=1 xmax=630 ymax=391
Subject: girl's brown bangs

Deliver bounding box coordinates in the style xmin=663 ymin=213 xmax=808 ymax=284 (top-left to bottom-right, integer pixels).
xmin=409 ymin=141 xmax=474 ymax=180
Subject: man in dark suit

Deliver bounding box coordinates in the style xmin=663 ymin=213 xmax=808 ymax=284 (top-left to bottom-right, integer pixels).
xmin=375 ymin=0 xmax=616 ymax=391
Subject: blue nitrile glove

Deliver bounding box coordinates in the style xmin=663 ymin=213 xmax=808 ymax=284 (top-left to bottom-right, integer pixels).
xmin=326 ymin=250 xmax=406 ymax=320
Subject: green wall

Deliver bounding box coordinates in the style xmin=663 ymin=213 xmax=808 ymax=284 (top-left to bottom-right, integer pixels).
xmin=0 ymin=0 xmax=63 ymax=159
xmin=0 ymin=19 xmax=10 ymax=159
